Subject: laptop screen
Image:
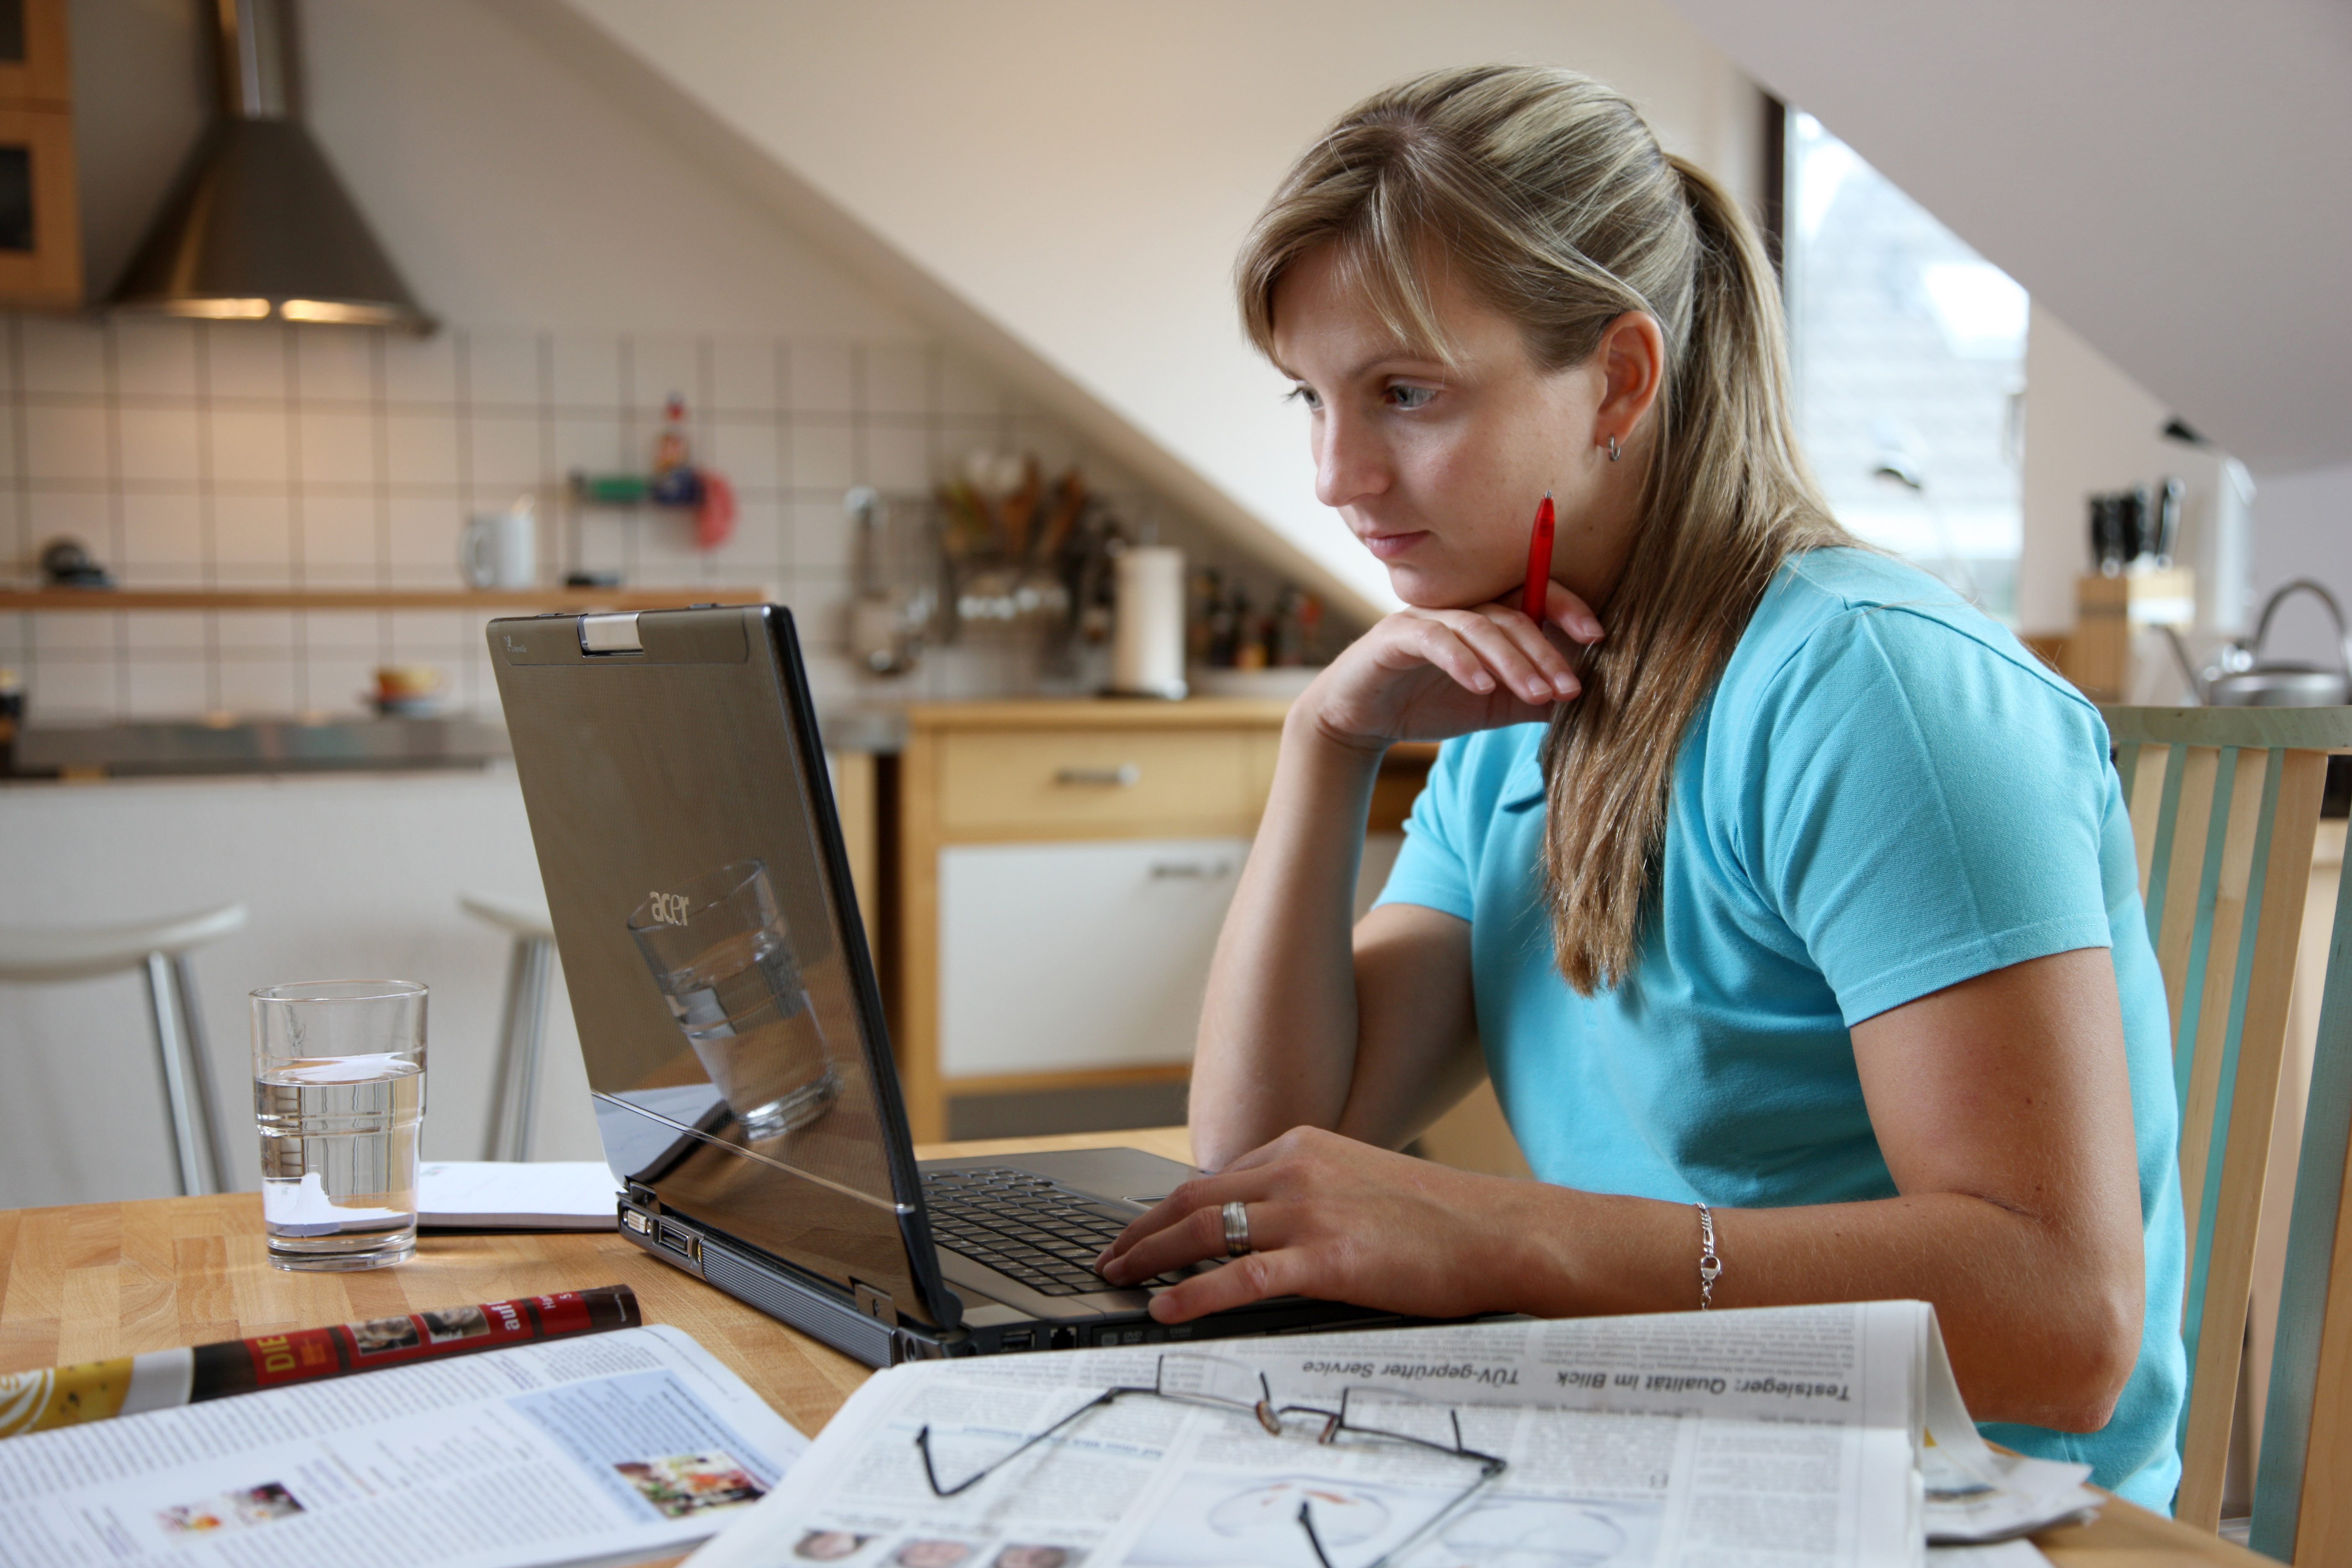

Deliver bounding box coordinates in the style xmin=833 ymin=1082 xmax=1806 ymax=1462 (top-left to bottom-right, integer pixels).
xmin=490 ymin=606 xmax=954 ymax=1329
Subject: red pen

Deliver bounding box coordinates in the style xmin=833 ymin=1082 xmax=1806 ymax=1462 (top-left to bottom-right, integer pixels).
xmin=1520 ymin=490 xmax=1555 ymax=619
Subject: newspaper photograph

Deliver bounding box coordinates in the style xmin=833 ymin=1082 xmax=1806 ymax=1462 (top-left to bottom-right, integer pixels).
xmin=0 ymin=1323 xmax=807 ymax=1568
xmin=688 ymin=1300 xmax=2070 ymax=1568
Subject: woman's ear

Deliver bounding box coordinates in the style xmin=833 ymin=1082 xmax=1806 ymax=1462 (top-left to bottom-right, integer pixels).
xmin=1594 ymin=312 xmax=1667 ymax=451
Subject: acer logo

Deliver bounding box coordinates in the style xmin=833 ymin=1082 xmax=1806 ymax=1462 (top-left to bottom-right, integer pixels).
xmin=645 ymin=892 xmax=691 ymax=926
xmin=502 ymin=634 xmax=528 ymax=654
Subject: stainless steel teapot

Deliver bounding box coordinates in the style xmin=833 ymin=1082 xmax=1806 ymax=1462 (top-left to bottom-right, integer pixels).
xmin=2197 ymin=579 xmax=2352 ymax=707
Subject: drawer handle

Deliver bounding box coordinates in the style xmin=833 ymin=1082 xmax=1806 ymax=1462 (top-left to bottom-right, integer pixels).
xmin=1055 ymin=763 xmax=1140 ymax=787
xmin=1150 ymin=861 xmax=1235 ymax=880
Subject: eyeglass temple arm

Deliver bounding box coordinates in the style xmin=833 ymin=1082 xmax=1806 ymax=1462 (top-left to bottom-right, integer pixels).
xmin=913 ymin=1387 xmax=1126 ymax=1497
xmin=1298 ymin=1501 xmax=1339 ymax=1568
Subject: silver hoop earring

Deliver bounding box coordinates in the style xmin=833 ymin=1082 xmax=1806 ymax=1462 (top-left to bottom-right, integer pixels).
xmin=1605 ymin=434 xmax=1621 ymax=462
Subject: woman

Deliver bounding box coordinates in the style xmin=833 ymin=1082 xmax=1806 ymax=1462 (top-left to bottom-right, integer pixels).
xmin=1093 ymin=64 xmax=2186 ymax=1508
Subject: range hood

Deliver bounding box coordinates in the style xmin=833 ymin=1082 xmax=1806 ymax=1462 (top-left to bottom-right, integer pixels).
xmin=109 ymin=0 xmax=431 ymax=331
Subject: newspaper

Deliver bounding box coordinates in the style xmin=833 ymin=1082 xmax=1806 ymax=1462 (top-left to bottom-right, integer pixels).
xmin=0 ymin=1324 xmax=807 ymax=1568
xmin=686 ymin=1302 xmax=2094 ymax=1568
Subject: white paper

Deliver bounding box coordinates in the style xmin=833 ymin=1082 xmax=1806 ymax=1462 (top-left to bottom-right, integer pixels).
xmin=418 ymin=1162 xmax=622 ymax=1231
xmin=1926 ymin=1543 xmax=2052 ymax=1568
xmin=686 ymin=1302 xmax=2019 ymax=1568
xmin=0 ymin=1324 xmax=807 ymax=1568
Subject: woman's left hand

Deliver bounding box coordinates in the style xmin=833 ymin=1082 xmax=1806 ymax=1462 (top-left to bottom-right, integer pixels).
xmin=1092 ymin=1126 xmax=1540 ymax=1323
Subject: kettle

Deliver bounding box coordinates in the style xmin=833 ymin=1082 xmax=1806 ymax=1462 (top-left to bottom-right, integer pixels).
xmin=2198 ymin=579 xmax=2352 ymax=707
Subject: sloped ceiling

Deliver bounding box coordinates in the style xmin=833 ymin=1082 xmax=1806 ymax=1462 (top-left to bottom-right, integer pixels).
xmin=509 ymin=0 xmax=1764 ymax=622
xmin=1667 ymin=0 xmax=2352 ymax=478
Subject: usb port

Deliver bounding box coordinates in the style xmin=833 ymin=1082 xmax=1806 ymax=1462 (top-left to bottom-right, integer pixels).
xmin=1001 ymin=1331 xmax=1034 ymax=1352
xmin=656 ymin=1223 xmax=698 ymax=1260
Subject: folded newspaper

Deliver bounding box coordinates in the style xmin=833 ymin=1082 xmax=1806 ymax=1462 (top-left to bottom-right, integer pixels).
xmin=0 ymin=1323 xmax=807 ymax=1568
xmin=685 ymin=1301 xmax=2097 ymax=1568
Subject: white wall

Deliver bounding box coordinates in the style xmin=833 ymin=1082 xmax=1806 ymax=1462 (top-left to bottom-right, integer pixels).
xmin=527 ymin=0 xmax=1769 ymax=622
xmin=2249 ymin=461 xmax=2352 ymax=668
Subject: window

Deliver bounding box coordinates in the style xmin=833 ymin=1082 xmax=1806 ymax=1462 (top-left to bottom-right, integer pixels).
xmin=1784 ymin=111 xmax=2027 ymax=621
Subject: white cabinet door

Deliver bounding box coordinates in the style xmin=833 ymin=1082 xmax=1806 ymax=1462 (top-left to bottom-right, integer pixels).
xmin=938 ymin=838 xmax=1248 ymax=1077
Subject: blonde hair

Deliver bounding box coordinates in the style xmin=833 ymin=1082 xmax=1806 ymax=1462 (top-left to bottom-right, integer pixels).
xmin=1238 ymin=64 xmax=1851 ymax=993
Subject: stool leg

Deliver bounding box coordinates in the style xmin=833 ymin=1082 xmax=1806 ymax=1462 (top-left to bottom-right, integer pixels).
xmin=144 ymin=952 xmax=221 ymax=1196
xmin=507 ymin=936 xmax=552 ymax=1163
xmin=171 ymin=952 xmax=230 ymax=1191
xmin=482 ymin=936 xmax=529 ymax=1161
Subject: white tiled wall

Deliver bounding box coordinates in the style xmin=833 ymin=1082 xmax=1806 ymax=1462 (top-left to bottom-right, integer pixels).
xmin=0 ymin=313 xmax=1289 ymax=724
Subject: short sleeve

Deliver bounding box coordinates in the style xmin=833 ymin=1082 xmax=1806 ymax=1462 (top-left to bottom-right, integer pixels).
xmin=1734 ymin=608 xmax=2117 ymax=1026
xmin=1372 ymin=736 xmax=1479 ymax=922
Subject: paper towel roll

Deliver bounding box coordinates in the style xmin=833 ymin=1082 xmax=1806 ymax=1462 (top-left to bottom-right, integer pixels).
xmin=1111 ymin=546 xmax=1188 ymax=699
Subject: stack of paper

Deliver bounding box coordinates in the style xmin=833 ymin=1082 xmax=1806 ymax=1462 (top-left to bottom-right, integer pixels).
xmin=416 ymin=1160 xmax=621 ymax=1231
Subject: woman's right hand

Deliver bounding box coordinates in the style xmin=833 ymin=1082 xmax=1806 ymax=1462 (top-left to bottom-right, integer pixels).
xmin=1300 ymin=581 xmax=1604 ymax=752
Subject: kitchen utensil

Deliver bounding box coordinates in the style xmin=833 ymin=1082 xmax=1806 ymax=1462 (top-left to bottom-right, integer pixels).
xmin=39 ymin=536 xmax=112 ymax=588
xmin=460 ymin=498 xmax=537 ymax=590
xmin=2203 ymin=578 xmax=2352 ymax=707
xmin=2154 ymin=477 xmax=2183 ymax=565
xmin=847 ymin=487 xmax=915 ymax=675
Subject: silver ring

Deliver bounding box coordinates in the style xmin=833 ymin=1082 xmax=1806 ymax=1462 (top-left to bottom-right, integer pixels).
xmin=1222 ymin=1199 xmax=1252 ymax=1258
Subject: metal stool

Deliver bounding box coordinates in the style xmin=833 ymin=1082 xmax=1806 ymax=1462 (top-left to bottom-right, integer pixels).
xmin=0 ymin=903 xmax=247 ymax=1195
xmin=461 ymin=892 xmax=555 ymax=1161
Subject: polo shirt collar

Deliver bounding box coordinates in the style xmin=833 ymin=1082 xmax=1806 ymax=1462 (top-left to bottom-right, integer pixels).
xmin=1500 ymin=741 xmax=1546 ymax=812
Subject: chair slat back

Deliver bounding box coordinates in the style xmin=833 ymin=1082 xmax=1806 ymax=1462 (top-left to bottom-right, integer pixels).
xmin=2103 ymin=707 xmax=2339 ymax=1531
xmin=2254 ymin=809 xmax=2352 ymax=1562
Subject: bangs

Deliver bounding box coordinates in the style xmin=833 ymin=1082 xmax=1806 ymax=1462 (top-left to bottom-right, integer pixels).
xmin=1238 ymin=124 xmax=1483 ymax=371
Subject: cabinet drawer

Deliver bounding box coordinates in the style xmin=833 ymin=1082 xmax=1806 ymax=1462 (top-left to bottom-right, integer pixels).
xmin=937 ymin=728 xmax=1252 ymax=834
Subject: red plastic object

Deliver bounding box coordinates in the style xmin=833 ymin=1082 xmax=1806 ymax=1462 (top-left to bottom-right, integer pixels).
xmin=1520 ymin=491 xmax=1555 ymax=619
xmin=695 ymin=469 xmax=738 ymax=551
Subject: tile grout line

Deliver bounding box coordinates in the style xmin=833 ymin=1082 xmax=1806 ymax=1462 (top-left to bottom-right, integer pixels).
xmin=102 ymin=317 xmax=129 ymax=718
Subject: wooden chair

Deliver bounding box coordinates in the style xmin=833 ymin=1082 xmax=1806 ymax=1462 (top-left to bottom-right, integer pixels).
xmin=2251 ymin=765 xmax=2352 ymax=1562
xmin=2105 ymin=705 xmax=2352 ymax=1532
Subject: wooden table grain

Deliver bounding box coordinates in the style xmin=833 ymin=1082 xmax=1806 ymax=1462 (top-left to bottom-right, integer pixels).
xmin=0 ymin=1126 xmax=2264 ymax=1567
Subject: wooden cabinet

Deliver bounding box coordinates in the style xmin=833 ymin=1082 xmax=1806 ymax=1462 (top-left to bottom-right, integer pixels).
xmin=0 ymin=0 xmax=77 ymax=309
xmin=896 ymin=699 xmax=1290 ymax=1141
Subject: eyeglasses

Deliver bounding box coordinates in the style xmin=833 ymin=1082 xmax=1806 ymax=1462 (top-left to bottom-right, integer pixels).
xmin=913 ymin=1352 xmax=1509 ymax=1568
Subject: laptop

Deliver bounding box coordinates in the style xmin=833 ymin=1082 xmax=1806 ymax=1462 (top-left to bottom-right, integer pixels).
xmin=487 ymin=603 xmax=1397 ymax=1366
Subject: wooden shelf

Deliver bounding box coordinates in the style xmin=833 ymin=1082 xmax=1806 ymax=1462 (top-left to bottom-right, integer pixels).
xmin=0 ymin=587 xmax=774 ymax=613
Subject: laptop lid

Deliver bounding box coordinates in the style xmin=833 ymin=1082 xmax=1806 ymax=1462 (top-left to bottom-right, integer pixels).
xmin=487 ymin=604 xmax=960 ymax=1332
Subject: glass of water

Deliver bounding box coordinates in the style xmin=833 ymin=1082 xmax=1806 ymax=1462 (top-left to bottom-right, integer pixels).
xmin=250 ymin=980 xmax=427 ymax=1271
xmin=629 ymin=860 xmax=841 ymax=1141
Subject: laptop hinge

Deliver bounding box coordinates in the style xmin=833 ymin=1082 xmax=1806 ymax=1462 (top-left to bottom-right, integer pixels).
xmin=853 ymin=1280 xmax=898 ymax=1326
xmin=578 ymin=612 xmax=642 ymax=654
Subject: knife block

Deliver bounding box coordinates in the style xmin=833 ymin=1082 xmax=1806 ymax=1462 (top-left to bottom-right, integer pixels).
xmin=2061 ymin=567 xmax=2196 ymax=702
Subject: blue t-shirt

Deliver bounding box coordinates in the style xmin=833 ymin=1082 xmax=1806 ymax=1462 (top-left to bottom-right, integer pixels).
xmin=1376 ymin=547 xmax=2186 ymax=1510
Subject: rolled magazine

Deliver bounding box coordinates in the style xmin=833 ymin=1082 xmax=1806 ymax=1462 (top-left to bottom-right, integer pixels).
xmin=0 ymin=1283 xmax=640 ymax=1437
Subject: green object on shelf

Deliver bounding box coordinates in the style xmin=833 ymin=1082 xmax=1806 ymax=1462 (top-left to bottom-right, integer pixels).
xmin=574 ymin=473 xmax=650 ymax=505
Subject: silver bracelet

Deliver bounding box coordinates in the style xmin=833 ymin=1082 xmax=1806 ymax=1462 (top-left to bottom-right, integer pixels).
xmin=1696 ymin=1202 xmax=1721 ymax=1310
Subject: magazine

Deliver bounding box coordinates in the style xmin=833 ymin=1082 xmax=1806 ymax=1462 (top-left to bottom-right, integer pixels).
xmin=0 ymin=1287 xmax=642 ymax=1439
xmin=0 ymin=1323 xmax=807 ymax=1568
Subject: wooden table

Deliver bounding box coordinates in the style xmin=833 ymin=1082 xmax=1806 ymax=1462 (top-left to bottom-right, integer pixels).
xmin=0 ymin=1128 xmax=2264 ymax=1567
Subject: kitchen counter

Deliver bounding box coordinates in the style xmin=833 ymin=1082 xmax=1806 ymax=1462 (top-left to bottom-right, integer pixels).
xmin=10 ymin=717 xmax=511 ymax=779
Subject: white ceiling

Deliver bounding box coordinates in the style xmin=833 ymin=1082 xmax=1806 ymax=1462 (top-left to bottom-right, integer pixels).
xmin=1667 ymin=0 xmax=2352 ymax=478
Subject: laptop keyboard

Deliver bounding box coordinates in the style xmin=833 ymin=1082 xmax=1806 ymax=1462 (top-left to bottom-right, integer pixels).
xmin=921 ymin=1168 xmax=1190 ymax=1297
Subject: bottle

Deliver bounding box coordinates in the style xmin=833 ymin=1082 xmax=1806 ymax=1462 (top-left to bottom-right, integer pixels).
xmin=649 ymin=394 xmax=700 ymax=506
